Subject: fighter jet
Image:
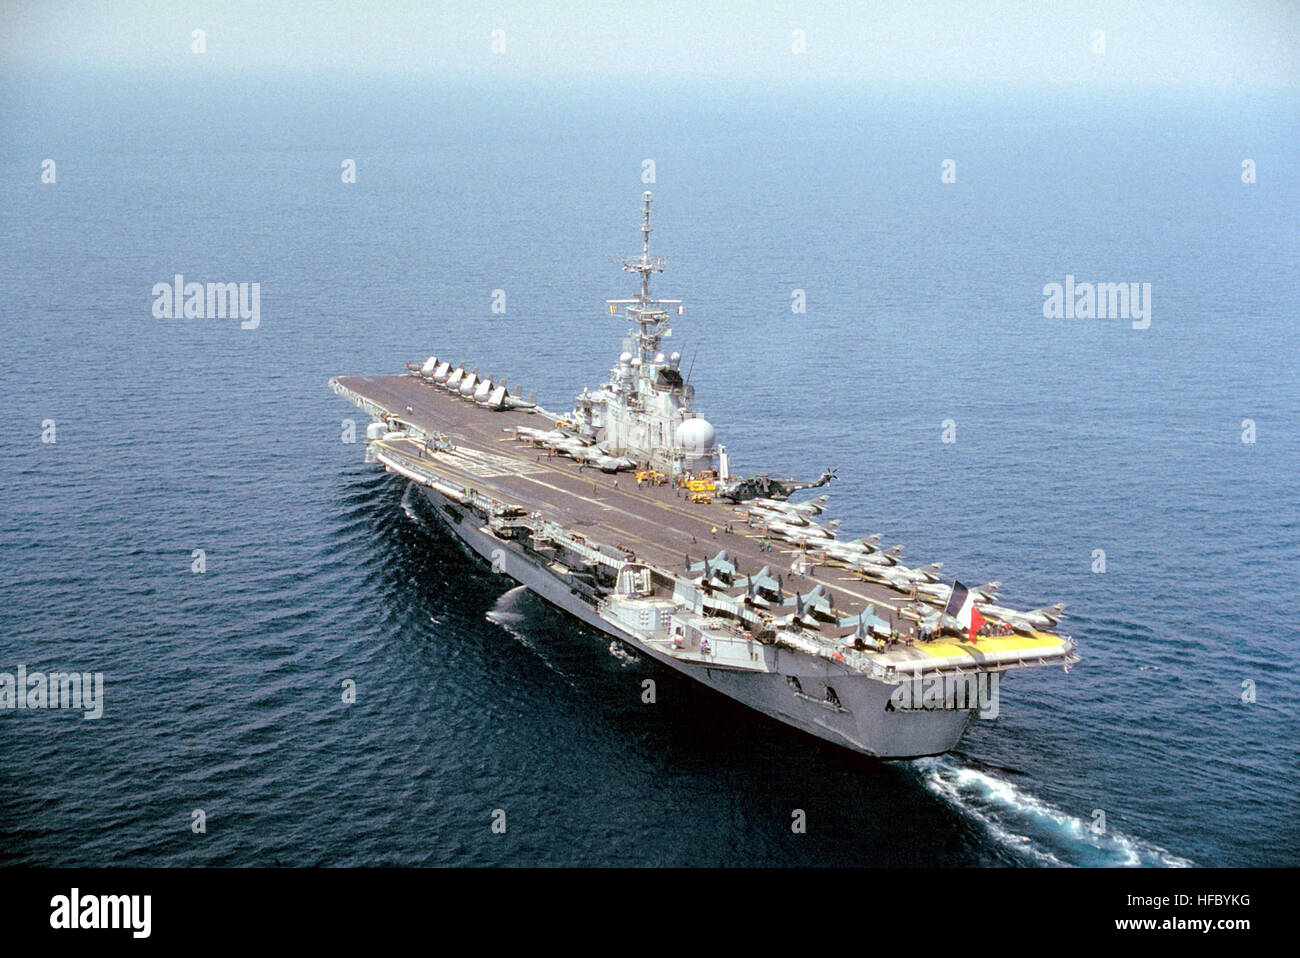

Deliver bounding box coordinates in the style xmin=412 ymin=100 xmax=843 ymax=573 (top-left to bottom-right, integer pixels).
xmin=515 ymin=425 xmax=574 ymax=444
xmin=513 ymin=425 xmax=629 ymax=470
xmin=748 ymin=504 xmax=813 ymax=526
xmin=686 ymin=551 xmax=736 ymax=589
xmin=736 ymin=566 xmax=782 ymax=607
xmin=980 ymin=603 xmax=1067 ymax=633
xmin=408 ymin=356 xmax=440 ymax=378
xmin=477 ymin=382 xmax=508 ymax=409
xmin=816 ymin=535 xmax=894 ymax=565
xmin=551 ymin=437 xmax=593 ymax=458
xmin=472 ymin=378 xmax=525 ymax=411
xmin=501 ymin=387 xmax=538 ymax=411
xmin=837 ymin=604 xmax=891 ymax=644
xmin=902 ymin=602 xmax=958 ymax=635
xmin=795 ymin=584 xmax=844 ymax=622
xmin=854 ymin=560 xmax=944 ymax=593
xmin=770 ymin=589 xmax=825 ymax=630
xmin=748 ymin=495 xmax=830 ymax=520
xmin=569 ymin=446 xmax=635 ymax=472
xmin=766 ymin=518 xmax=840 ymax=541
xmin=913 ymin=579 xmax=1001 ymax=607
xmin=530 ymin=432 xmax=590 ymax=459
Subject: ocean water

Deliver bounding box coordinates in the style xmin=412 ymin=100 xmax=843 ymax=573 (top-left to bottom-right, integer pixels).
xmin=1 ymin=70 xmax=1297 ymax=867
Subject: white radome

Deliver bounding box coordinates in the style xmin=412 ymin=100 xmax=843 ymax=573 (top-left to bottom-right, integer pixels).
xmin=676 ymin=417 xmax=715 ymax=454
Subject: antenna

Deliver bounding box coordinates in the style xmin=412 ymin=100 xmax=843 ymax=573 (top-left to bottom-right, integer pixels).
xmin=605 ymin=191 xmax=682 ymax=371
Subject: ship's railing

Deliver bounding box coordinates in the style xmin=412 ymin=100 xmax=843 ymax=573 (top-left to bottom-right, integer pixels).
xmin=330 ymin=378 xmax=391 ymax=421
xmin=331 ymin=378 xmax=453 ymax=451
xmin=374 ymin=441 xmax=626 ymax=574
xmin=372 ymin=443 xmax=519 ymax=518
xmin=602 ymin=598 xmax=769 ymax=670
xmin=532 ymin=520 xmax=626 ymax=573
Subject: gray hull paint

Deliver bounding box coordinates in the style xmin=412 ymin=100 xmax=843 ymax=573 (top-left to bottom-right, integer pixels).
xmin=418 ymin=485 xmax=973 ymax=759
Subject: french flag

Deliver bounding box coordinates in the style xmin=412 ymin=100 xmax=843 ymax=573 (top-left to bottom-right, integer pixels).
xmin=943 ymin=580 xmax=987 ymax=642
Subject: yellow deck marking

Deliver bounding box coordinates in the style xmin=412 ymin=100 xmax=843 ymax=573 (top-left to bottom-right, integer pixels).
xmin=917 ymin=631 xmax=1063 ymax=658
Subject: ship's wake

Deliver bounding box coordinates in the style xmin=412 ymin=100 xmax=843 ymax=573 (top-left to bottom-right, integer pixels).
xmin=911 ymin=757 xmax=1194 ymax=867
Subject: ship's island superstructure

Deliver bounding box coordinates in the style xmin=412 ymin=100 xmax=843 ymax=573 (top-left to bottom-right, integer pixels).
xmin=330 ymin=192 xmax=1077 ymax=758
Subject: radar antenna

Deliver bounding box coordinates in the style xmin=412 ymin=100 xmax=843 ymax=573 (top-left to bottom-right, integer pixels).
xmin=605 ymin=191 xmax=682 ymax=367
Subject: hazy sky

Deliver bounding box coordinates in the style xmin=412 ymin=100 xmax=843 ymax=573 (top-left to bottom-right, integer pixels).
xmin=2 ymin=1 xmax=1296 ymax=89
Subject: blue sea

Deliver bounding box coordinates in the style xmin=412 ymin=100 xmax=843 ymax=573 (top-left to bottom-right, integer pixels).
xmin=1 ymin=69 xmax=1296 ymax=867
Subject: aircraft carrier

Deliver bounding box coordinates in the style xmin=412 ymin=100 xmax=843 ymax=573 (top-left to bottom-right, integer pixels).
xmin=330 ymin=192 xmax=1078 ymax=759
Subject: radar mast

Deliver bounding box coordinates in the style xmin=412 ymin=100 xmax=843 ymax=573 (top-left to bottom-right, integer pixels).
xmin=607 ymin=191 xmax=681 ymax=368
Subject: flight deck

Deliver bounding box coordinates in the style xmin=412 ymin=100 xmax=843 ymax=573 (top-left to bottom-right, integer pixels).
xmin=332 ymin=371 xmax=1067 ymax=671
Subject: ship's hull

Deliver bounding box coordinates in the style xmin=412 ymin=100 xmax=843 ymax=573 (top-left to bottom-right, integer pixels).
xmin=415 ymin=483 xmax=974 ymax=759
